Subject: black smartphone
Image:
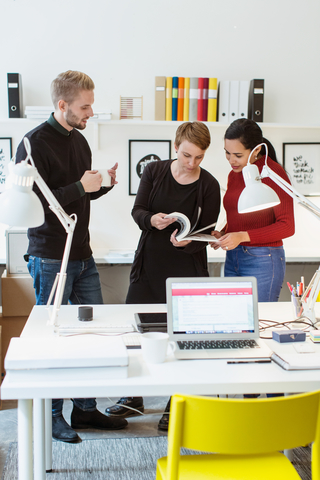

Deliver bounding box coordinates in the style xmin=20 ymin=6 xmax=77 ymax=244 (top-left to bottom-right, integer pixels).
xmin=134 ymin=312 xmax=167 ymax=333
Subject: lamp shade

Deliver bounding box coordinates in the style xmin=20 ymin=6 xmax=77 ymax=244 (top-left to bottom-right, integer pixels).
xmin=0 ymin=162 xmax=45 ymax=227
xmin=238 ymin=164 xmax=280 ymax=213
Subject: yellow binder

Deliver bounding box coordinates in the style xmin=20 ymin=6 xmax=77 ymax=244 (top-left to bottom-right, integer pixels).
xmin=207 ymin=77 xmax=218 ymax=122
xmin=183 ymin=77 xmax=190 ymax=121
xmin=165 ymin=77 xmax=172 ymax=121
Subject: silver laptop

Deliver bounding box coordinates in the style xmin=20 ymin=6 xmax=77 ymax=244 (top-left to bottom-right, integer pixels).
xmin=166 ymin=277 xmax=271 ymax=360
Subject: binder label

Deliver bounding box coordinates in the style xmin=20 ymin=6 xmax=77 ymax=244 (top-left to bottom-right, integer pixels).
xmin=254 ymin=88 xmax=264 ymax=94
xmin=156 ymin=87 xmax=165 ymax=91
xmin=172 ymin=88 xmax=178 ymax=99
xmin=8 ymin=83 xmax=18 ymax=88
xmin=208 ymin=89 xmax=217 ymax=99
xmin=189 ymin=88 xmax=198 ymax=99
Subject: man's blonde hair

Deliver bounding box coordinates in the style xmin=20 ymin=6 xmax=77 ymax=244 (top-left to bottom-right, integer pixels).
xmin=50 ymin=70 xmax=95 ymax=108
xmin=175 ymin=121 xmax=211 ymax=151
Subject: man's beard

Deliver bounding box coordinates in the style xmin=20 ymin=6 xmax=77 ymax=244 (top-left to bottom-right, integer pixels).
xmin=65 ymin=109 xmax=87 ymax=130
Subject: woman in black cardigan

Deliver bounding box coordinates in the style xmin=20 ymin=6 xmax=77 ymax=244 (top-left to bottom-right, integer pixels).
xmin=106 ymin=121 xmax=221 ymax=430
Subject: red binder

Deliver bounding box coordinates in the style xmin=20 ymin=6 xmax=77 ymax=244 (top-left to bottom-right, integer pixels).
xmin=177 ymin=77 xmax=185 ymax=121
xmin=197 ymin=78 xmax=204 ymax=121
xmin=202 ymin=78 xmax=209 ymax=121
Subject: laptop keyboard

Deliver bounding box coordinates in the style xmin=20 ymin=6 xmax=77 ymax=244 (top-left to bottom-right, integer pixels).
xmin=177 ymin=339 xmax=259 ymax=350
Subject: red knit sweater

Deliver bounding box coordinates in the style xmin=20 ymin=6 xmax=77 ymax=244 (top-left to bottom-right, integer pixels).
xmin=223 ymin=156 xmax=295 ymax=247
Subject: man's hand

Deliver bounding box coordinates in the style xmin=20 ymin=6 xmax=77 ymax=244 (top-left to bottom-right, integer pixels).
xmin=108 ymin=162 xmax=118 ymax=185
xmin=80 ymin=170 xmax=102 ymax=192
xmin=151 ymin=213 xmax=177 ymax=230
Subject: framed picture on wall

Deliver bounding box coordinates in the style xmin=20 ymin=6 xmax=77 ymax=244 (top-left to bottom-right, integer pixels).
xmin=0 ymin=137 xmax=12 ymax=193
xmin=129 ymin=139 xmax=171 ymax=195
xmin=283 ymin=142 xmax=320 ymax=196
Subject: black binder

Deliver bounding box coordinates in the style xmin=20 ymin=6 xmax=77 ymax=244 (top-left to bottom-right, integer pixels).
xmin=7 ymin=73 xmax=23 ymax=118
xmin=248 ymin=79 xmax=264 ymax=122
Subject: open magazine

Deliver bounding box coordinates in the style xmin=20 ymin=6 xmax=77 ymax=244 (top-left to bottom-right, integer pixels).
xmin=165 ymin=212 xmax=221 ymax=242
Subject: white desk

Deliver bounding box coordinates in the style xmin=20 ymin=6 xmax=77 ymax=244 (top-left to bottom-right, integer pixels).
xmin=2 ymin=302 xmax=320 ymax=480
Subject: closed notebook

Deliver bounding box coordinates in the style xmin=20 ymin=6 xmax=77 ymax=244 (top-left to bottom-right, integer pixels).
xmin=189 ymin=77 xmax=198 ymax=121
xmin=183 ymin=77 xmax=190 ymax=121
xmin=5 ymin=336 xmax=129 ymax=374
xmin=172 ymin=77 xmax=178 ymax=121
xmin=207 ymin=77 xmax=217 ymax=122
xmin=197 ymin=77 xmax=204 ymax=121
xmin=271 ymin=351 xmax=320 ymax=370
xmin=177 ymin=77 xmax=184 ymax=121
xmin=165 ymin=77 xmax=172 ymax=121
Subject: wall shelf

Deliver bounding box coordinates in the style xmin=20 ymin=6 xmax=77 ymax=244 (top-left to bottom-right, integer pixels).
xmin=2 ymin=118 xmax=320 ymax=129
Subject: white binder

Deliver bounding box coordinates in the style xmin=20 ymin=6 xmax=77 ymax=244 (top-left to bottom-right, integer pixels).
xmin=239 ymin=80 xmax=250 ymax=119
xmin=228 ymin=80 xmax=239 ymax=122
xmin=218 ymin=80 xmax=230 ymax=123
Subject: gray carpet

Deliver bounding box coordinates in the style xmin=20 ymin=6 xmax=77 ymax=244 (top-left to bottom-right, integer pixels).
xmin=1 ymin=436 xmax=312 ymax=480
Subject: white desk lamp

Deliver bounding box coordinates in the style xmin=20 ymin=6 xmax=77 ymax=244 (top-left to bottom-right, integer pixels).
xmin=0 ymin=137 xmax=77 ymax=326
xmin=238 ymin=143 xmax=320 ymax=324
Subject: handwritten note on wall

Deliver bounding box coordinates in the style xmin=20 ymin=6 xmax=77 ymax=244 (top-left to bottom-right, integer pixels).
xmin=0 ymin=138 xmax=12 ymax=193
xmin=293 ymin=155 xmax=314 ymax=185
xmin=283 ymin=143 xmax=320 ymax=196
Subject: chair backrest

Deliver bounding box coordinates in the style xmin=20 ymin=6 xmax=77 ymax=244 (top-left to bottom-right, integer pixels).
xmin=167 ymin=391 xmax=320 ymax=459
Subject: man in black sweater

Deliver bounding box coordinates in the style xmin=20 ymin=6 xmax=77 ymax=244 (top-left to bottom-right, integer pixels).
xmin=16 ymin=71 xmax=127 ymax=443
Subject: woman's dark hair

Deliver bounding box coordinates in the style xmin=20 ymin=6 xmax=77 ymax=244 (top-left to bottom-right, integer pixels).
xmin=224 ymin=118 xmax=278 ymax=163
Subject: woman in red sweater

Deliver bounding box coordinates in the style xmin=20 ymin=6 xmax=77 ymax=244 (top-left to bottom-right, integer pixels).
xmin=211 ymin=118 xmax=295 ymax=302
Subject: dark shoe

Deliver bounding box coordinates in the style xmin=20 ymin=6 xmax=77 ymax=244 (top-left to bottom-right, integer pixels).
xmin=71 ymin=405 xmax=128 ymax=430
xmin=158 ymin=398 xmax=171 ymax=432
xmin=105 ymin=397 xmax=144 ymax=418
xmin=52 ymin=414 xmax=82 ymax=443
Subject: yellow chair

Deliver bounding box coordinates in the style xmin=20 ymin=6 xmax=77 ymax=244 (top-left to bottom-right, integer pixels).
xmin=156 ymin=391 xmax=320 ymax=480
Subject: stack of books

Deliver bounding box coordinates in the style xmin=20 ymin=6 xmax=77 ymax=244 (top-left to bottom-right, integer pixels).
xmin=25 ymin=108 xmax=112 ymax=121
xmin=25 ymin=106 xmax=52 ymax=120
xmin=92 ymin=111 xmax=112 ymax=120
xmin=155 ymin=77 xmax=264 ymax=124
xmin=155 ymin=77 xmax=218 ymax=122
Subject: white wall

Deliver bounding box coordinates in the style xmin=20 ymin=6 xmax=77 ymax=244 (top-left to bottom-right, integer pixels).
xmin=0 ymin=0 xmax=320 ymax=124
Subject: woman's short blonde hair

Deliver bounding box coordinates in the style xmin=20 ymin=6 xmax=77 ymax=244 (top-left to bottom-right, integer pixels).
xmin=50 ymin=70 xmax=95 ymax=108
xmin=175 ymin=121 xmax=211 ymax=151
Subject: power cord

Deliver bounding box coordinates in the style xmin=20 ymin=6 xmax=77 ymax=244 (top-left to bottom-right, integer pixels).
xmin=105 ymin=397 xmax=170 ymax=417
xmin=259 ymin=317 xmax=318 ymax=339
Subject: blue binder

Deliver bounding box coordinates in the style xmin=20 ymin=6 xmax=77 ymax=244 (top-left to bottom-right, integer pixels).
xmin=172 ymin=76 xmax=178 ymax=121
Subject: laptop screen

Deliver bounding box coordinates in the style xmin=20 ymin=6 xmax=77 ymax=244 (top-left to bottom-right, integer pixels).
xmin=167 ymin=278 xmax=257 ymax=336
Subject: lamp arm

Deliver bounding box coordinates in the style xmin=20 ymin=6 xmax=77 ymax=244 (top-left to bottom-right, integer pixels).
xmin=21 ymin=137 xmax=77 ymax=326
xmin=260 ymin=165 xmax=320 ymax=220
xmin=33 ymin=171 xmax=77 ymax=326
xmin=34 ymin=172 xmax=77 ymax=234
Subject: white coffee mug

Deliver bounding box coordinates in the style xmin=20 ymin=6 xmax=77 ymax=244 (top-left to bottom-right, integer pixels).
xmin=140 ymin=332 xmax=176 ymax=364
xmin=97 ymin=169 xmax=112 ymax=187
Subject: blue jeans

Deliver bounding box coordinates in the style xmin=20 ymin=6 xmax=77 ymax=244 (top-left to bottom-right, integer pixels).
xmin=225 ymin=245 xmax=285 ymax=398
xmin=28 ymin=255 xmax=103 ymax=415
xmin=224 ymin=246 xmax=285 ymax=302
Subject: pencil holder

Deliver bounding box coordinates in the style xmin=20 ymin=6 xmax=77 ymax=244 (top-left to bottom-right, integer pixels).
xmin=291 ymin=295 xmax=302 ymax=319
